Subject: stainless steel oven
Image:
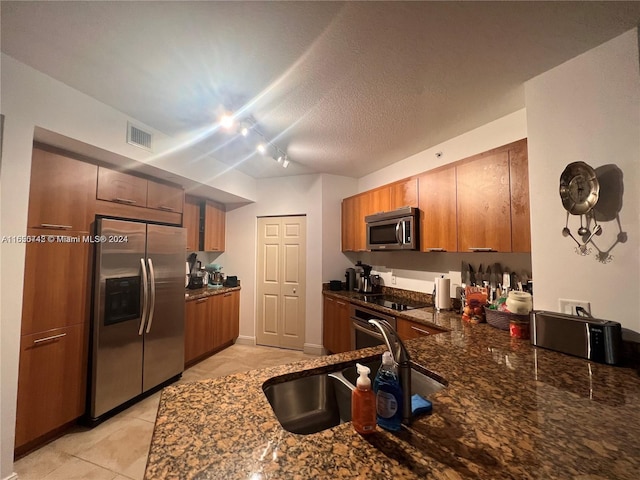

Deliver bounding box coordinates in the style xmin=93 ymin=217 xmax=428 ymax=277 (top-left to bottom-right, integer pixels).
xmin=350 ymin=304 xmax=396 ymax=350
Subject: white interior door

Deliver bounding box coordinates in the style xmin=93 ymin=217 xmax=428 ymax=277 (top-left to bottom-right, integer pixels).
xmin=256 ymin=216 xmax=306 ymax=350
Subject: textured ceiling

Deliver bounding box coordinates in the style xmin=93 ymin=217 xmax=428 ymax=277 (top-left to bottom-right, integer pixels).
xmin=2 ymin=1 xmax=640 ymax=179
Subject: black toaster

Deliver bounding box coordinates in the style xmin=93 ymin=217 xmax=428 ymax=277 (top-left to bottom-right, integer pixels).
xmin=530 ymin=311 xmax=622 ymax=365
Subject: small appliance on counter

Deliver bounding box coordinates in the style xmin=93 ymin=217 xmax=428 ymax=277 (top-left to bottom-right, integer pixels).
xmin=187 ymin=254 xmax=206 ymax=289
xmin=224 ymin=276 xmax=238 ymax=287
xmin=345 ymin=268 xmax=356 ymax=291
xmin=357 ymin=261 xmax=374 ymax=293
xmin=205 ymin=263 xmax=225 ymax=288
xmin=370 ymin=274 xmax=382 ymax=294
xmin=531 ymin=311 xmax=622 ymax=365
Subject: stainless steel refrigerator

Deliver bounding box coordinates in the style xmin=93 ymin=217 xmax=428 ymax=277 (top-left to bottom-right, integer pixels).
xmin=89 ymin=218 xmax=186 ymax=422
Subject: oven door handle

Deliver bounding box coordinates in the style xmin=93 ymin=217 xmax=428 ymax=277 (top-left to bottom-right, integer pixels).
xmin=353 ymin=322 xmax=385 ymax=341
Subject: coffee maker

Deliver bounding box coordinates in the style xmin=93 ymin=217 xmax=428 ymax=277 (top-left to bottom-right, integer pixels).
xmin=356 ymin=261 xmax=373 ymax=293
xmin=345 ymin=268 xmax=356 ymax=291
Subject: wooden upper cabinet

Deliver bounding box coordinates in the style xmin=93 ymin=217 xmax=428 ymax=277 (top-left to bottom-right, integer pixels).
xmin=509 ymin=139 xmax=531 ymax=252
xmin=96 ymin=167 xmax=148 ymax=207
xmin=341 ymin=196 xmax=357 ymax=252
xmin=27 ymin=148 xmax=97 ymax=231
xmin=389 ymin=178 xmax=418 ymax=210
xmin=418 ymin=165 xmax=458 ymax=252
xmin=457 ymin=151 xmax=512 ymax=252
xmin=354 ymin=193 xmax=368 ymax=251
xmin=204 ymin=200 xmax=225 ymax=252
xmin=339 ymin=140 xmax=530 ymax=254
xmin=147 ymin=181 xmax=184 ymax=213
xmin=183 ymin=196 xmax=202 ymax=251
xmin=367 ymin=186 xmax=390 ymax=215
xmin=340 ymin=194 xmax=364 ymax=252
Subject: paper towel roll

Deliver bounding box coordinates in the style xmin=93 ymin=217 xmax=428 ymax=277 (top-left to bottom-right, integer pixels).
xmin=435 ymin=277 xmax=450 ymax=311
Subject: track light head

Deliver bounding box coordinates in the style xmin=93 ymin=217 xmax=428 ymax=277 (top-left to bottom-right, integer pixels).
xmin=219 ymin=113 xmax=235 ymax=130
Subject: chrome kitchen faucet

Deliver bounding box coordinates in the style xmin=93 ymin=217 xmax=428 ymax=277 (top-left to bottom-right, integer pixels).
xmin=368 ymin=319 xmax=412 ymax=425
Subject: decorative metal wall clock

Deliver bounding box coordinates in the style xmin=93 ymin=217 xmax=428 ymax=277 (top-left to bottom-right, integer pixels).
xmin=559 ymin=161 xmax=603 ymax=256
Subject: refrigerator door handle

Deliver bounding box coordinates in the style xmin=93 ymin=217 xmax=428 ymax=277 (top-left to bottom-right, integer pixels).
xmin=146 ymin=258 xmax=156 ymax=334
xmin=139 ymin=257 xmax=149 ymax=336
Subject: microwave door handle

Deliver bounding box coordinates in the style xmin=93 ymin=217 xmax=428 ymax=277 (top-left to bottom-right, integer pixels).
xmin=139 ymin=257 xmax=149 ymax=336
xmin=396 ymin=220 xmax=407 ymax=245
xmin=145 ymin=258 xmax=156 ymax=334
xmin=402 ymin=220 xmax=408 ymax=245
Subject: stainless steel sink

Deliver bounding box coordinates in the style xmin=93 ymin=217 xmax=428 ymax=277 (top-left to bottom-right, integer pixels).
xmin=263 ymin=359 xmax=445 ymax=435
xmin=341 ymin=359 xmax=446 ymax=399
xmin=263 ymin=372 xmax=353 ymax=435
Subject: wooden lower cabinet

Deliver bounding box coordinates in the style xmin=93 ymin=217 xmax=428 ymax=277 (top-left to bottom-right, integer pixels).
xmin=323 ymin=296 xmax=351 ymax=354
xmin=397 ymin=318 xmax=445 ymax=341
xmin=15 ymin=323 xmax=87 ymax=453
xmin=185 ymin=291 xmax=240 ymax=366
xmin=211 ymin=291 xmax=240 ymax=349
xmin=185 ymin=298 xmax=213 ymax=365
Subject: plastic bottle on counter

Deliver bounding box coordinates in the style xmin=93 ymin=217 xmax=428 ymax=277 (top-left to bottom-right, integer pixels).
xmin=373 ymin=351 xmax=403 ymax=431
xmin=351 ymin=363 xmax=376 ymax=435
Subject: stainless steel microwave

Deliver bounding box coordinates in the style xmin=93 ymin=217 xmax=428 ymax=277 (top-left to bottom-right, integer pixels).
xmin=365 ymin=206 xmax=419 ymax=250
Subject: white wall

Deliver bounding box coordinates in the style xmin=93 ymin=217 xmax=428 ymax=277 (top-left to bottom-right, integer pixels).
xmin=358 ymin=109 xmax=527 ymax=192
xmin=223 ymin=174 xmax=354 ymax=353
xmin=525 ymin=28 xmax=640 ymax=331
xmin=322 ymin=174 xmax=358 ymax=281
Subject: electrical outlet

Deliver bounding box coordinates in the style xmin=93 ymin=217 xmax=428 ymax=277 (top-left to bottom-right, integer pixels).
xmin=391 ymin=274 xmax=396 ymax=285
xmin=559 ymin=299 xmax=591 ymax=316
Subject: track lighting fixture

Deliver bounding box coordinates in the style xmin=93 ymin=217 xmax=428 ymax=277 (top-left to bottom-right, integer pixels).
xmin=219 ymin=113 xmax=292 ymax=169
xmin=219 ymin=113 xmax=235 ymax=130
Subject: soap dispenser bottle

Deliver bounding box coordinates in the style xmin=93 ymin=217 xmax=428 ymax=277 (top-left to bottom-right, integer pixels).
xmin=373 ymin=351 xmax=403 ymax=431
xmin=351 ymin=363 xmax=376 ymax=435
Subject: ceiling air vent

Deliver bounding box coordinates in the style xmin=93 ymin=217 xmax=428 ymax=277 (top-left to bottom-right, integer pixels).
xmin=127 ymin=122 xmax=153 ymax=151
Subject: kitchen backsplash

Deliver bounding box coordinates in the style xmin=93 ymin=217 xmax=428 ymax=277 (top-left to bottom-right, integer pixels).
xmin=344 ymin=251 xmax=532 ymax=300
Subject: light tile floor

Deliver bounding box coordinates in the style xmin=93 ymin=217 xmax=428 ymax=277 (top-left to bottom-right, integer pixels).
xmin=14 ymin=344 xmax=314 ymax=480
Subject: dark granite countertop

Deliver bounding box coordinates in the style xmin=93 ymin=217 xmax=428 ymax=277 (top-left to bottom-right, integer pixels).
xmin=146 ymin=292 xmax=640 ymax=479
xmin=185 ymin=285 xmax=241 ymax=301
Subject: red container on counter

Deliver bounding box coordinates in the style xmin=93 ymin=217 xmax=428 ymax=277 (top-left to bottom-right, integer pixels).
xmin=509 ymin=318 xmax=530 ymax=340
